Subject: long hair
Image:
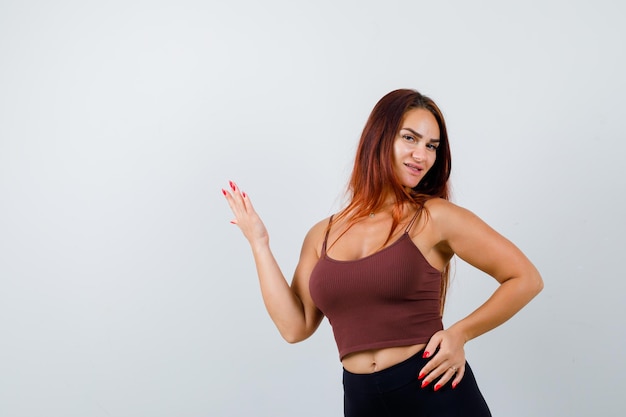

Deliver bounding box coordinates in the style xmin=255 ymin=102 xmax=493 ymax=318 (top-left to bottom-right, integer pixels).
xmin=333 ymin=89 xmax=452 ymax=313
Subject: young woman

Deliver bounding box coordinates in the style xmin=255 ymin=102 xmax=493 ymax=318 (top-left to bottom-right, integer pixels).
xmin=222 ymin=89 xmax=543 ymax=417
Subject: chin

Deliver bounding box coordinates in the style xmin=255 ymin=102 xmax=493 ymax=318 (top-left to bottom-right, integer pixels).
xmin=403 ymin=178 xmax=422 ymax=189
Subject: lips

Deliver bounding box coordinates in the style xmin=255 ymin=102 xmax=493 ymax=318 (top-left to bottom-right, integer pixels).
xmin=404 ymin=162 xmax=423 ymax=174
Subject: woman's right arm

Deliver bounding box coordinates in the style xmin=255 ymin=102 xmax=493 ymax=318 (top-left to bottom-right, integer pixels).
xmin=222 ymin=181 xmax=325 ymax=343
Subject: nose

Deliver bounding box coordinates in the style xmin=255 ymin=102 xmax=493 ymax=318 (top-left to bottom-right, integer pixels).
xmin=412 ymin=145 xmax=426 ymax=162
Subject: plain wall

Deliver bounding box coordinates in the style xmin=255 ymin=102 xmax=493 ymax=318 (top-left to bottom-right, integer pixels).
xmin=1 ymin=0 xmax=625 ymax=416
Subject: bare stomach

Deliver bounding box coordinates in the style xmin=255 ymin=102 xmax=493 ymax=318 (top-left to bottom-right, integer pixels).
xmin=341 ymin=343 xmax=427 ymax=374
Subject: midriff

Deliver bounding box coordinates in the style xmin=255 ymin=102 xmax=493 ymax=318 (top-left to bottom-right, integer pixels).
xmin=341 ymin=343 xmax=427 ymax=374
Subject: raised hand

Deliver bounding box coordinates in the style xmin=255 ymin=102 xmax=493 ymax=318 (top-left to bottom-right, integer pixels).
xmin=222 ymin=180 xmax=269 ymax=247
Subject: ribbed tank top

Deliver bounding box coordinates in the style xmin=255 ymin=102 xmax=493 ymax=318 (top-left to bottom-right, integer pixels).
xmin=309 ymin=213 xmax=443 ymax=360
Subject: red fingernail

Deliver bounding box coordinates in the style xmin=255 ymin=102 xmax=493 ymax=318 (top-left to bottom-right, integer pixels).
xmin=222 ymin=189 xmax=227 ymax=196
xmin=421 ymin=380 xmax=430 ymax=388
xmin=434 ymin=384 xmax=441 ymax=392
xmin=229 ymin=181 xmax=235 ymax=191
xmin=422 ymin=351 xmax=430 ymax=358
xmin=418 ymin=372 xmax=425 ymax=380
xmin=452 ymin=382 xmax=458 ymax=389
xmin=242 ymin=192 xmax=247 ymax=198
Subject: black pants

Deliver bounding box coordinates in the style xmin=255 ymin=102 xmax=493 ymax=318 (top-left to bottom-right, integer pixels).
xmin=343 ymin=351 xmax=492 ymax=417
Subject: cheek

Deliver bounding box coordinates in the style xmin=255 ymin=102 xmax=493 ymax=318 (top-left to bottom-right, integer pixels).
xmin=425 ymin=154 xmax=437 ymax=172
xmin=393 ymin=144 xmax=404 ymax=163
xmin=430 ymin=150 xmax=438 ymax=165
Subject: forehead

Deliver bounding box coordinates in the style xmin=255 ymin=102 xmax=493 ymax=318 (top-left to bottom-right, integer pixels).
xmin=401 ymin=108 xmax=440 ymax=137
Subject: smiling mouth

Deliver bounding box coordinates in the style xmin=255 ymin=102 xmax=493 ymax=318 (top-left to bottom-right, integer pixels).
xmin=404 ymin=163 xmax=423 ymax=174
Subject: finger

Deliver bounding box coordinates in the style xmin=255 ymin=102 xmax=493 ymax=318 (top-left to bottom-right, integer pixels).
xmin=422 ymin=332 xmax=442 ymax=360
xmin=240 ymin=189 xmax=255 ymax=213
xmin=230 ymin=182 xmax=254 ymax=215
xmin=418 ymin=334 xmax=443 ymax=380
xmin=420 ymin=360 xmax=448 ymax=388
xmin=224 ymin=180 xmax=247 ymax=202
xmin=419 ymin=351 xmax=456 ymax=388
xmin=222 ymin=181 xmax=259 ymax=230
xmin=229 ymin=182 xmax=256 ymax=215
xmin=222 ymin=183 xmax=247 ymax=223
xmin=223 ymin=180 xmax=239 ymax=199
xmin=451 ymin=364 xmax=466 ymax=389
xmin=433 ymin=366 xmax=459 ymax=391
xmin=419 ymin=358 xmax=444 ymax=387
xmin=222 ymin=187 xmax=240 ymax=214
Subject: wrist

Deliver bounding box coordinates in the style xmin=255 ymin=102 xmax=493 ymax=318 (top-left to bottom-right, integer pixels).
xmin=250 ymin=238 xmax=271 ymax=255
xmin=447 ymin=323 xmax=471 ymax=344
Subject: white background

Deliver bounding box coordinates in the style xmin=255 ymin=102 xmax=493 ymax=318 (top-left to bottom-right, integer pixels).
xmin=1 ymin=1 xmax=625 ymax=416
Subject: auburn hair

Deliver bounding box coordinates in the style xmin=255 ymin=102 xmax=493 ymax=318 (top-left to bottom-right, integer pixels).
xmin=332 ymin=89 xmax=452 ymax=313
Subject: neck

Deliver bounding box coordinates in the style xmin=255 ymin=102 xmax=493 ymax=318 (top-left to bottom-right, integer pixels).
xmin=369 ymin=199 xmax=402 ymax=218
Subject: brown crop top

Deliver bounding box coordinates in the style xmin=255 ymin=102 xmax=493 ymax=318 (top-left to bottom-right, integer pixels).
xmin=309 ymin=212 xmax=443 ymax=360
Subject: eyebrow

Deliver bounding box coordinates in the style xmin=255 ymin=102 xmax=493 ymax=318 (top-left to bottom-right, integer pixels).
xmin=401 ymin=128 xmax=440 ymax=142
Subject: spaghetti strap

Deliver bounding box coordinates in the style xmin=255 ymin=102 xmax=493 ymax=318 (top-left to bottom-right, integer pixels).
xmin=321 ymin=215 xmax=334 ymax=255
xmin=404 ymin=210 xmax=420 ymax=234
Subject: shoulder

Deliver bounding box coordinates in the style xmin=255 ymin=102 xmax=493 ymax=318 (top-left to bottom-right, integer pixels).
xmin=424 ymin=198 xmax=473 ymax=220
xmin=307 ymin=216 xmax=332 ymax=238
xmin=301 ymin=216 xmax=333 ymax=256
xmin=422 ymin=198 xmax=483 ymax=238
xmin=423 ymin=198 xmax=514 ymax=259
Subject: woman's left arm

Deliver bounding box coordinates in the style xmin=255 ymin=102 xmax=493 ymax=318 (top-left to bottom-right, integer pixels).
xmin=419 ymin=199 xmax=544 ymax=391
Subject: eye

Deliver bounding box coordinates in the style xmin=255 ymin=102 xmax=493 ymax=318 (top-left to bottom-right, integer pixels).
xmin=426 ymin=143 xmax=439 ymax=150
xmin=402 ymin=134 xmax=415 ymax=142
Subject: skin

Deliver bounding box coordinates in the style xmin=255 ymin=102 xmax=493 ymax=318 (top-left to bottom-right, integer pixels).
xmin=222 ymin=108 xmax=543 ymax=392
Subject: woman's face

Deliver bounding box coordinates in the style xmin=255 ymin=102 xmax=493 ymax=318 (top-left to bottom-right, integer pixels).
xmin=393 ymin=108 xmax=440 ymax=188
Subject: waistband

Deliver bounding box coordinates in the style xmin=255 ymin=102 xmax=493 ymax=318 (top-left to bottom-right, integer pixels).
xmin=342 ymin=349 xmax=428 ymax=394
